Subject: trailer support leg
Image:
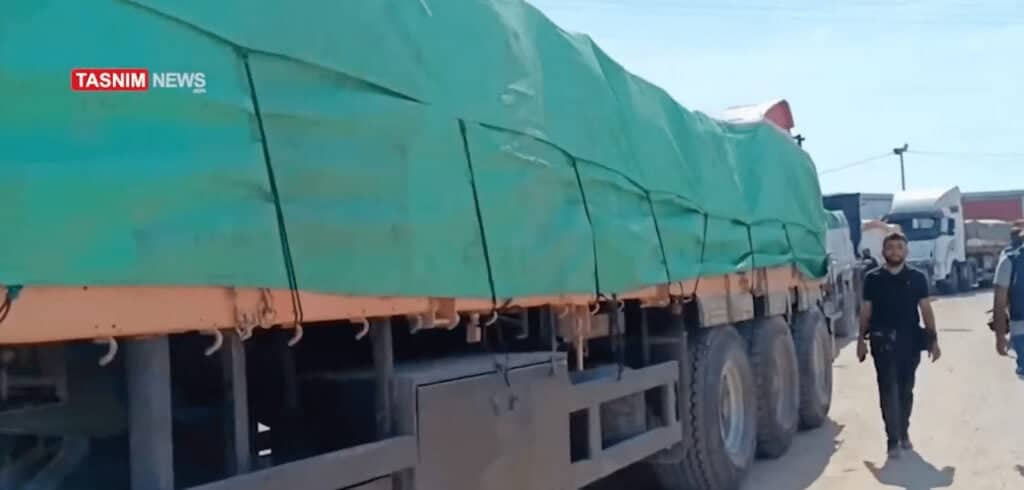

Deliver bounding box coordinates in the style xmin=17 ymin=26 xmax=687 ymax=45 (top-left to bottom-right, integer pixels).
xmin=371 ymin=319 xmax=394 ymax=439
xmin=221 ymin=331 xmax=251 ymax=475
xmin=270 ymin=329 xmax=303 ymax=463
xmin=126 ymin=336 xmax=175 ymax=490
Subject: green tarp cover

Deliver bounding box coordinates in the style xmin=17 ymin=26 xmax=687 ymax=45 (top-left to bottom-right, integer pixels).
xmin=1 ymin=0 xmax=826 ymax=302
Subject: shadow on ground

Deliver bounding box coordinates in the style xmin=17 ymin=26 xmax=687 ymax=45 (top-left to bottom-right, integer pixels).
xmin=587 ymin=421 xmax=845 ymax=490
xmin=743 ymin=419 xmax=845 ymax=490
xmin=863 ymin=450 xmax=956 ymax=490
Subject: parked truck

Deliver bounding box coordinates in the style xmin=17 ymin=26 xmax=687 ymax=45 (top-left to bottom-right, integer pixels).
xmin=824 ymin=211 xmax=859 ymax=337
xmin=861 ymin=219 xmax=903 ymax=265
xmin=884 ymin=187 xmax=972 ymax=293
xmin=0 ymin=2 xmax=837 ymax=490
xmin=822 ymin=192 xmax=894 ymax=253
xmin=965 ymin=219 xmax=1014 ymax=286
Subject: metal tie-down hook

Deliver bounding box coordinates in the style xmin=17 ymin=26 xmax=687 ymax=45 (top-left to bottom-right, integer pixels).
xmin=558 ymin=305 xmax=572 ymax=319
xmin=201 ymin=330 xmax=224 ymax=357
xmin=236 ymin=325 xmax=254 ymax=342
xmin=287 ymin=323 xmax=304 ymax=347
xmin=354 ymin=318 xmax=371 ymax=340
xmin=94 ymin=337 xmax=118 ymax=367
xmin=444 ymin=312 xmax=462 ymax=331
xmin=235 ymin=311 xmax=256 ymax=342
xmin=590 ymin=302 xmax=601 ymax=316
xmin=409 ymin=314 xmax=424 ymax=334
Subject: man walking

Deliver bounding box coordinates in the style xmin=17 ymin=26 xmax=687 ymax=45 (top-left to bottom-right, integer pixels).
xmin=857 ymin=232 xmax=941 ymax=458
xmin=861 ymin=248 xmax=879 ymax=271
xmin=993 ymin=227 xmax=1024 ymax=376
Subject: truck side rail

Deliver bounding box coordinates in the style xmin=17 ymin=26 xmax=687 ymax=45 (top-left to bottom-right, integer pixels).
xmin=0 ymin=265 xmax=822 ymax=345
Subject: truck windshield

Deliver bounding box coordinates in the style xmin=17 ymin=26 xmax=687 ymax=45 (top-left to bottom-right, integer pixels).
xmin=885 ymin=215 xmax=941 ymax=241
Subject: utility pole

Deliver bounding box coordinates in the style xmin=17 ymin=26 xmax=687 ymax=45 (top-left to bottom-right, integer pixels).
xmin=893 ymin=143 xmax=909 ymax=190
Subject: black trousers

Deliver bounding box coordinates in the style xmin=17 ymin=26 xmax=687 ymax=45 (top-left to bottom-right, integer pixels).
xmin=870 ymin=333 xmax=922 ymax=445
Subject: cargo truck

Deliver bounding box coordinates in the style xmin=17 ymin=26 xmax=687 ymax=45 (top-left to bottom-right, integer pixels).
xmin=861 ymin=220 xmax=903 ymax=266
xmin=884 ymin=187 xmax=972 ymax=293
xmin=824 ymin=211 xmax=859 ymax=337
xmin=0 ymin=2 xmax=836 ymax=490
xmin=965 ymin=219 xmax=1013 ymax=286
xmin=822 ymin=193 xmax=895 ymax=253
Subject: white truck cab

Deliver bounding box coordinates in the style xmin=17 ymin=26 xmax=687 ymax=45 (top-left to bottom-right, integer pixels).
xmin=825 ymin=210 xmax=859 ymax=336
xmin=883 ymin=186 xmax=970 ymax=293
xmin=826 ymin=210 xmax=857 ymax=274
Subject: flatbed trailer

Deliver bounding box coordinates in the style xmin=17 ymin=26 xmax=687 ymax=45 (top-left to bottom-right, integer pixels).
xmin=0 ymin=1 xmax=835 ymax=489
xmin=964 ymin=219 xmax=1012 ymax=287
xmin=0 ymin=266 xmax=832 ymax=490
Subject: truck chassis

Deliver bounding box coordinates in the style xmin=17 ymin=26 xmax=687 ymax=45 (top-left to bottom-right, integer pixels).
xmin=0 ymin=267 xmax=832 ymax=490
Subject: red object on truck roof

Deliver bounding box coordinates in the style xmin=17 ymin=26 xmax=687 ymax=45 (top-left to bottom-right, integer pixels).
xmin=721 ymin=99 xmax=795 ymax=134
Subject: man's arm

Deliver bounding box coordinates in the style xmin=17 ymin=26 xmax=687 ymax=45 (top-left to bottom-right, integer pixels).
xmin=919 ymin=297 xmax=940 ymax=361
xmin=914 ymin=271 xmax=941 ymax=360
xmin=992 ymin=255 xmax=1012 ymax=337
xmin=859 ymin=301 xmax=872 ymax=339
xmin=857 ymin=300 xmax=872 ymax=362
xmin=993 ymin=286 xmax=1010 ymax=337
xmin=857 ymin=274 xmax=873 ymax=362
xmin=859 ymin=272 xmax=875 ymax=338
xmin=919 ymin=297 xmax=937 ymax=334
xmin=914 ymin=271 xmax=936 ymax=334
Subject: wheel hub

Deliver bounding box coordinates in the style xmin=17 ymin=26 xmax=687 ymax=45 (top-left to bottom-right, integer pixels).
xmin=813 ymin=335 xmax=829 ymax=401
xmin=719 ymin=358 xmax=747 ymax=466
xmin=775 ymin=342 xmax=798 ymax=428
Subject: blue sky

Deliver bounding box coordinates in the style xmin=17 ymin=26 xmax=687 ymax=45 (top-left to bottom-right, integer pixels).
xmin=529 ymin=0 xmax=1024 ymax=194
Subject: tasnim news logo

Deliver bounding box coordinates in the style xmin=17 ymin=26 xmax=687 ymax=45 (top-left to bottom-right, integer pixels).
xmin=71 ymin=68 xmax=206 ymax=94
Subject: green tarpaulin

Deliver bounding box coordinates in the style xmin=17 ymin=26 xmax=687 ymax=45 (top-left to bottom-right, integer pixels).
xmin=1 ymin=0 xmax=826 ymax=303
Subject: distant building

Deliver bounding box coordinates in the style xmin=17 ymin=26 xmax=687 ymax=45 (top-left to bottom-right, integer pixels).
xmin=962 ymin=190 xmax=1024 ymax=221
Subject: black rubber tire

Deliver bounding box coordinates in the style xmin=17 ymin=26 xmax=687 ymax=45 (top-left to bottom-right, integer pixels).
xmin=650 ymin=326 xmax=757 ymax=490
xmin=792 ymin=309 xmax=833 ymax=430
xmin=957 ymin=263 xmax=973 ymax=291
xmin=740 ymin=317 xmax=800 ymax=459
xmin=940 ymin=265 xmax=960 ymax=295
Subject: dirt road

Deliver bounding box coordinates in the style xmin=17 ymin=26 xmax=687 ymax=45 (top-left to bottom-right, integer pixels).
xmin=747 ymin=291 xmax=1024 ymax=490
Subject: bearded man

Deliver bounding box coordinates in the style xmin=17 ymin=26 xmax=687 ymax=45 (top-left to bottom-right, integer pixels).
xmin=857 ymin=231 xmax=942 ymax=458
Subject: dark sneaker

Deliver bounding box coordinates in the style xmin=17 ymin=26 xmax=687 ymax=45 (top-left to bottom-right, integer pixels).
xmin=900 ymin=438 xmax=913 ymax=450
xmin=887 ymin=441 xmax=900 ymax=459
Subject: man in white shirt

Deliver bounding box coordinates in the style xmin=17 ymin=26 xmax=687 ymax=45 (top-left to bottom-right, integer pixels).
xmin=993 ymin=227 xmax=1024 ymax=377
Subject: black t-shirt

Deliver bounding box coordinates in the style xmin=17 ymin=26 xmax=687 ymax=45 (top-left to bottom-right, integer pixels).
xmin=863 ymin=266 xmax=930 ymax=333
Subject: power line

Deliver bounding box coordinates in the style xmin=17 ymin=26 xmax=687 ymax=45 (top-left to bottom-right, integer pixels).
xmin=910 ymin=150 xmax=1024 ymax=159
xmin=819 ymin=148 xmax=1024 ymax=177
xmin=818 ymin=153 xmax=892 ymax=175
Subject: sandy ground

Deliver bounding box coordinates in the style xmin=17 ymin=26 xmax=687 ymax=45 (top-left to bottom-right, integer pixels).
xmin=746 ymin=291 xmax=1024 ymax=490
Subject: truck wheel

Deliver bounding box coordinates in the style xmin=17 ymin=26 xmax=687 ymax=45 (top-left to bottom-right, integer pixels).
xmin=792 ymin=309 xmax=832 ymax=429
xmin=740 ymin=318 xmax=799 ymax=459
xmin=649 ymin=326 xmax=756 ymax=490
xmin=940 ymin=265 xmax=961 ymax=295
xmin=957 ymin=263 xmax=973 ymax=291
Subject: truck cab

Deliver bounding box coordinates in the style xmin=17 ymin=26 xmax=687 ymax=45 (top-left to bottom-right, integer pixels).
xmin=824 ymin=210 xmax=859 ymax=336
xmin=884 ymin=187 xmax=970 ymax=293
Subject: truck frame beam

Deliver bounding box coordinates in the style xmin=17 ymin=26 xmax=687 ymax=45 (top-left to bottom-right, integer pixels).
xmin=184 ymin=436 xmax=417 ymax=490
xmin=570 ymin=361 xmax=681 ymax=488
xmin=126 ymin=336 xmax=175 ymax=490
